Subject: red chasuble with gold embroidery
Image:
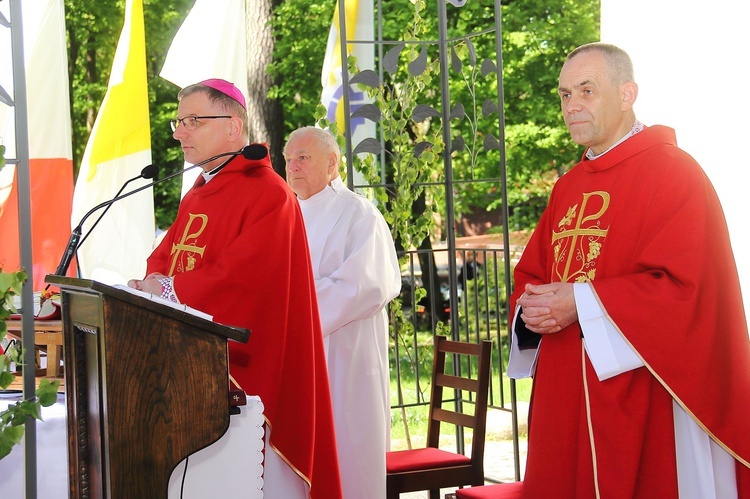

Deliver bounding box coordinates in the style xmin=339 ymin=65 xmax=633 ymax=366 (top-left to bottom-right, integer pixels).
xmin=146 ymin=152 xmax=342 ymax=498
xmin=511 ymin=126 xmax=750 ymax=498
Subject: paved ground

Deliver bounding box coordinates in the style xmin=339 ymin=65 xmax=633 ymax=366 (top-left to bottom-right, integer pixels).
xmin=394 ymin=404 xmax=529 ymax=498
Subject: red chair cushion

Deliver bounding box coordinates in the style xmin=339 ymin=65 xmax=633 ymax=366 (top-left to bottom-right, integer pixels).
xmin=386 ymin=448 xmax=472 ymax=473
xmin=455 ymin=482 xmax=524 ymax=499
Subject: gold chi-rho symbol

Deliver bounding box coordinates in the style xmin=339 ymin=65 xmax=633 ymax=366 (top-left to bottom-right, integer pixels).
xmin=551 ymin=191 xmax=610 ymax=283
xmin=169 ymin=213 xmax=208 ymax=275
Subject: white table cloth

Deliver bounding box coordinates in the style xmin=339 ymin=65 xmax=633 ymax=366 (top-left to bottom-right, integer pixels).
xmin=0 ymin=394 xmax=265 ymax=498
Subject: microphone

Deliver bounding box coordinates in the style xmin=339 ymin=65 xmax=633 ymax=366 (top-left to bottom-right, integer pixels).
xmin=53 ymin=164 xmax=161 ymax=277
xmin=207 ymin=143 xmax=268 ymax=175
xmin=242 ymin=143 xmax=268 ymax=160
xmin=53 ymin=144 xmax=269 ymax=277
xmin=75 ymin=164 xmax=159 ymax=251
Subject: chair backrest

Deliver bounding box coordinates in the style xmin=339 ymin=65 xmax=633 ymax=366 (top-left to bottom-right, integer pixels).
xmin=426 ymin=335 xmax=492 ymax=464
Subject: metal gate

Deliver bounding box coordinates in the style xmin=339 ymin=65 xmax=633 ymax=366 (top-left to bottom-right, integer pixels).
xmin=332 ymin=0 xmax=522 ymax=482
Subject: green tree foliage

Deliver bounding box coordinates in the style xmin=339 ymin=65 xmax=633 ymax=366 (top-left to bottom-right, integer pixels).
xmin=269 ymin=0 xmax=335 ymax=133
xmin=62 ymin=0 xmax=598 ymax=232
xmin=65 ymin=0 xmax=123 ymax=170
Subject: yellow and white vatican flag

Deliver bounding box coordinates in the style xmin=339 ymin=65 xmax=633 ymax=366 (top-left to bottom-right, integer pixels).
xmin=159 ymin=0 xmax=247 ymax=198
xmin=321 ymin=0 xmax=375 ymax=149
xmin=0 ymin=0 xmax=75 ymax=290
xmin=70 ymin=0 xmax=153 ymax=284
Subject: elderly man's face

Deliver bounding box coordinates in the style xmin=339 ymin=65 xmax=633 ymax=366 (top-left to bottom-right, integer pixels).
xmin=284 ymin=133 xmax=336 ymax=200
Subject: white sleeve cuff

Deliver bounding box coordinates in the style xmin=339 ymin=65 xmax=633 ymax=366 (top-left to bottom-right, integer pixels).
xmin=507 ymin=306 xmax=540 ymax=379
xmin=574 ymin=283 xmax=644 ymax=381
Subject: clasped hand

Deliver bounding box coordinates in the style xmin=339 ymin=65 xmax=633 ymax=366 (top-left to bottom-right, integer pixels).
xmin=517 ymin=282 xmax=578 ymax=334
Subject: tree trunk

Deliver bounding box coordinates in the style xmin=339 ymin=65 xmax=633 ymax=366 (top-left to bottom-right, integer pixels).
xmin=246 ymin=0 xmax=285 ymax=177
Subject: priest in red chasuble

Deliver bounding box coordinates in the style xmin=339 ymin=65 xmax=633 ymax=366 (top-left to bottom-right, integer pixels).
xmin=128 ymin=79 xmax=342 ymax=498
xmin=508 ymin=43 xmax=750 ymax=498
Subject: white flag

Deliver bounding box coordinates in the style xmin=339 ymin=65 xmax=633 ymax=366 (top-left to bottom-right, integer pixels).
xmin=160 ymin=0 xmax=247 ymax=197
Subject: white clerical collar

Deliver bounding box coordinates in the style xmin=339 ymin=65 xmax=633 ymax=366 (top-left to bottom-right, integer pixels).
xmin=586 ymin=120 xmax=644 ymax=160
xmin=200 ymin=170 xmax=217 ymax=184
xmin=200 ymin=156 xmax=236 ymax=184
xmin=299 ymin=182 xmax=336 ymax=207
xmin=329 ymin=176 xmax=346 ymax=191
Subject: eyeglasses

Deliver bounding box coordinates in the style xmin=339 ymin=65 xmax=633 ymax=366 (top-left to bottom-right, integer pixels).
xmin=170 ymin=115 xmax=232 ymax=132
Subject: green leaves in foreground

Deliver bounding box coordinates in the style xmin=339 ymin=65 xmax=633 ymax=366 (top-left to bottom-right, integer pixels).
xmin=0 ymin=266 xmax=61 ymax=460
xmin=0 ymin=379 xmax=60 ymax=460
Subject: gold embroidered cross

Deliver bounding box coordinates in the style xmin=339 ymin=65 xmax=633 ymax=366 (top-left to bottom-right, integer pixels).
xmin=551 ymin=191 xmax=610 ymax=282
xmin=169 ymin=213 xmax=208 ymax=275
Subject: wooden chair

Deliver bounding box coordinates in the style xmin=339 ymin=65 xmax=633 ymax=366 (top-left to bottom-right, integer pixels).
xmin=387 ymin=335 xmax=492 ymax=499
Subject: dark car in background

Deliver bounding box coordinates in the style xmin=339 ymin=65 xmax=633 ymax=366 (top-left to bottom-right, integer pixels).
xmin=398 ymin=235 xmax=525 ymax=327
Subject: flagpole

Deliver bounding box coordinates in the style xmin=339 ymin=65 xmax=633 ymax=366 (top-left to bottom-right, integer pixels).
xmin=8 ymin=0 xmax=39 ymax=496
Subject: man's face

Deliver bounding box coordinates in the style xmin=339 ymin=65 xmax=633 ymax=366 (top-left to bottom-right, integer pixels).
xmin=284 ymin=133 xmax=336 ymax=200
xmin=558 ymin=51 xmax=628 ymax=155
xmin=172 ymin=92 xmax=235 ymax=172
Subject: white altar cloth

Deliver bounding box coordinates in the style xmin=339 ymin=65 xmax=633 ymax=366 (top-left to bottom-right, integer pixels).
xmin=0 ymin=392 xmax=68 ymax=498
xmin=168 ymin=396 xmax=265 ymax=498
xmin=0 ymin=394 xmax=265 ymax=498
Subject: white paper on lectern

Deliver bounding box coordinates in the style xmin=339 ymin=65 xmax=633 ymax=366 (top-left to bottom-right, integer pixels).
xmin=113 ymin=284 xmax=213 ymax=321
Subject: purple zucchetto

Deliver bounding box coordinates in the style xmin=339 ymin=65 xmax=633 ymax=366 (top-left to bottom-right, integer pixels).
xmin=199 ymin=78 xmax=246 ymax=109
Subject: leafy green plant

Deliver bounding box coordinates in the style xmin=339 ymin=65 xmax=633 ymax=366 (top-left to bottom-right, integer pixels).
xmin=0 ymin=146 xmax=60 ymax=460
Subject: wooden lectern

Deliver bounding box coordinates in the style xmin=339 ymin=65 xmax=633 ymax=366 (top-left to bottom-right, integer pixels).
xmin=45 ymin=276 xmax=250 ymax=499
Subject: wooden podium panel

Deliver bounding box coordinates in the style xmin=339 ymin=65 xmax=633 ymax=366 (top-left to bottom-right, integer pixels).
xmin=46 ymin=276 xmax=249 ymax=499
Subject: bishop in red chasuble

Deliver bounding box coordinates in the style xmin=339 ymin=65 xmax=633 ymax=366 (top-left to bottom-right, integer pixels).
xmin=146 ymin=152 xmax=342 ymax=498
xmin=136 ymin=79 xmax=342 ymax=498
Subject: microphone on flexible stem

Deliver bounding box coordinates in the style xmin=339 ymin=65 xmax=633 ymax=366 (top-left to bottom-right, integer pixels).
xmin=75 ymin=164 xmax=159 ymax=251
xmin=207 ymin=143 xmax=269 ymax=175
xmin=53 ymin=144 xmax=269 ymax=277
xmin=53 ymin=164 xmax=161 ymax=277
xmin=242 ymin=143 xmax=268 ymax=160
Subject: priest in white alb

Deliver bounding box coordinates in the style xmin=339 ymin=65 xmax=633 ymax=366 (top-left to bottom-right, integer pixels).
xmin=284 ymin=126 xmax=401 ymax=499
